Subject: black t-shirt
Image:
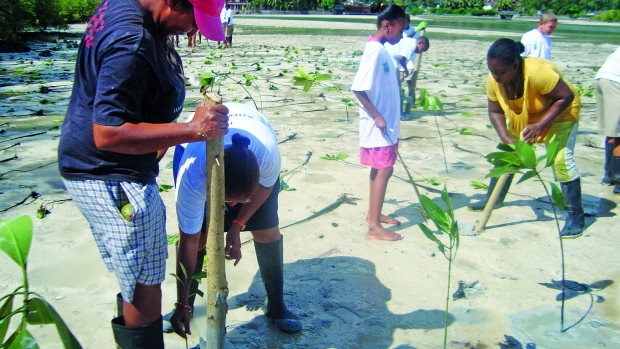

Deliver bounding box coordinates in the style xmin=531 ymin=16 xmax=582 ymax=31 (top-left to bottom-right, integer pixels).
xmin=58 ymin=0 xmax=186 ymax=184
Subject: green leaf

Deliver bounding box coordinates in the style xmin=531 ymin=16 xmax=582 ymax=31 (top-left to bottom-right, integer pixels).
xmin=461 ymin=111 xmax=472 ymax=117
xmin=471 ymin=181 xmax=488 ymax=190
xmin=517 ymin=170 xmax=538 ymax=184
xmin=422 ymin=97 xmax=430 ymax=113
xmin=297 ymin=66 xmax=313 ymax=81
xmin=448 ymin=82 xmax=457 ymax=88
xmin=440 ymin=185 xmax=454 ymax=222
xmin=459 ymin=128 xmax=474 ymax=135
xmin=315 ymin=74 xmax=332 ymax=81
xmin=25 ymin=298 xmax=81 ymax=348
xmin=417 ymin=223 xmax=445 ymax=250
xmin=545 ymin=139 xmax=561 ymax=169
xmin=0 ymin=293 xmax=16 ymax=343
xmin=496 ymin=142 xmax=515 ymax=152
xmin=428 ymin=95 xmax=437 ymax=111
xmin=485 ymin=151 xmax=521 ymax=167
xmin=419 ymin=195 xmax=449 ymax=233
xmin=4 ymin=326 xmax=39 ymax=349
xmin=158 ymin=184 xmax=173 ymax=192
xmin=0 ymin=215 xmax=33 ymax=269
xmin=431 ymin=96 xmax=443 ymax=110
xmin=192 ymin=271 xmax=206 ymax=280
xmin=514 ymin=139 xmax=537 ymax=169
xmin=302 ymin=81 xmax=313 ymax=92
xmin=549 ymin=182 xmax=566 ymax=209
xmin=320 ymin=153 xmax=348 ymax=161
xmin=485 ymin=162 xmax=518 ymax=179
xmin=268 ymin=84 xmax=279 ymax=91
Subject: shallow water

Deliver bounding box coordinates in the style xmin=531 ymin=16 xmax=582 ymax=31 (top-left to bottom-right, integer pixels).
xmin=238 ymin=15 xmax=620 ymax=45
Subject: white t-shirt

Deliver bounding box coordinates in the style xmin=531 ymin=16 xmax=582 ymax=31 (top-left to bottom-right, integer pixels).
xmin=596 ymin=47 xmax=620 ymax=84
xmin=226 ymin=9 xmax=234 ymax=26
xmin=351 ymin=39 xmax=401 ymax=148
xmin=521 ymin=29 xmax=552 ymax=60
xmin=385 ymin=38 xmax=417 ymax=72
xmin=175 ymin=103 xmax=280 ymax=235
xmin=220 ymin=7 xmax=226 ymax=24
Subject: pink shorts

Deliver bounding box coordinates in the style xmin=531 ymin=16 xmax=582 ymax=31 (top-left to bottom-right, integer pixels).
xmin=360 ymin=142 xmax=398 ymax=169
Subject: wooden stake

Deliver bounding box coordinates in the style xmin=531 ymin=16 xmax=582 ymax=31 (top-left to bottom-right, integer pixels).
xmin=473 ymin=173 xmax=510 ymax=234
xmin=409 ymin=29 xmax=425 ymax=98
xmin=203 ymin=92 xmax=228 ymax=349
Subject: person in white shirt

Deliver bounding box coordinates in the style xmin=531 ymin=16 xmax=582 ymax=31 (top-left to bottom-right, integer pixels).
xmin=225 ymin=4 xmax=234 ymax=48
xmin=387 ymin=36 xmax=429 ymax=114
xmin=219 ymin=5 xmax=227 ymax=47
xmin=352 ymin=3 xmax=407 ymax=242
xmin=521 ymin=12 xmax=557 ymax=60
xmin=595 ymin=46 xmax=620 ymax=193
xmin=169 ymin=103 xmax=302 ymax=336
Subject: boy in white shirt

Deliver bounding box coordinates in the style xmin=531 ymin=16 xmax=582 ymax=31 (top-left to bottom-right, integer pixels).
xmin=521 ymin=12 xmax=557 ymax=60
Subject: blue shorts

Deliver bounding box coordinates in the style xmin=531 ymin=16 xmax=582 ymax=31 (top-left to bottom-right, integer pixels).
xmin=63 ymin=179 xmax=168 ymax=302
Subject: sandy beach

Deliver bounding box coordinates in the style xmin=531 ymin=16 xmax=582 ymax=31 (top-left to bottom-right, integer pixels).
xmin=1 ymin=17 xmax=619 ymax=349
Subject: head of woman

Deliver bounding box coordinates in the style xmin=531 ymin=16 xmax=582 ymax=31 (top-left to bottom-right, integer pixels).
xmin=370 ymin=3 xmax=407 ymax=45
xmin=487 ymin=38 xmax=526 ymax=85
xmin=224 ymin=133 xmax=260 ymax=206
xmin=162 ymin=0 xmax=226 ymax=40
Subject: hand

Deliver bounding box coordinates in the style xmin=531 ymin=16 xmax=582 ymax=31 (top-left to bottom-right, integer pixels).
xmin=521 ymin=123 xmax=543 ymax=143
xmin=170 ymin=307 xmax=191 ymax=339
xmin=415 ymin=21 xmax=427 ymax=32
xmin=403 ymin=69 xmax=410 ymax=78
xmin=225 ymin=228 xmax=242 ymax=266
xmin=374 ymin=115 xmax=387 ymax=134
xmin=190 ymin=104 xmax=229 ymax=140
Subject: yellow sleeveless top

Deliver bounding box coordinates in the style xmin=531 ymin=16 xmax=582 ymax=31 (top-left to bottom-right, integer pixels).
xmin=486 ymin=57 xmax=580 ymax=143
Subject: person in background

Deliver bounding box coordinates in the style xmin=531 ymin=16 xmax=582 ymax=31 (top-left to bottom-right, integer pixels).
xmin=386 ymin=36 xmax=430 ymax=115
xmin=595 ymin=46 xmax=620 ymax=194
xmin=57 ymin=0 xmax=228 ymax=347
xmin=521 ymin=12 xmax=557 ymax=60
xmin=402 ymin=15 xmax=426 ymax=38
xmin=225 ymin=3 xmax=234 ymax=48
xmin=169 ymin=103 xmax=302 ymax=337
xmin=352 ymin=3 xmax=407 ymax=242
xmin=472 ymin=38 xmax=584 ymax=239
xmin=219 ymin=4 xmax=227 ymax=47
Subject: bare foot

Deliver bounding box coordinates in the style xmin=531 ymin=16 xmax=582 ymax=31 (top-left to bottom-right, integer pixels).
xmin=367 ymin=225 xmax=404 ymax=241
xmin=366 ymin=214 xmax=401 ymax=226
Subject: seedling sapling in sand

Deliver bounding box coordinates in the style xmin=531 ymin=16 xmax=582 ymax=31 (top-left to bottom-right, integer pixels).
xmin=417 ymin=88 xmax=449 ymax=173
xmin=416 ymin=185 xmax=460 ymax=349
xmin=293 ymin=65 xmax=354 ymax=122
xmin=484 ymin=139 xmax=583 ymax=332
xmin=0 ymin=215 xmax=82 ymax=348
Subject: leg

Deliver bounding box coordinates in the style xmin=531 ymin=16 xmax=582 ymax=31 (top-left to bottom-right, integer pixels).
xmin=253 ymin=228 xmax=302 ymax=332
xmin=467 ymin=174 xmax=514 ymax=211
xmin=367 ymin=167 xmax=403 ymax=241
xmin=123 ymin=283 xmax=162 ymax=326
xmin=405 ymin=78 xmax=415 ymax=114
xmin=611 ymin=137 xmax=620 ymax=194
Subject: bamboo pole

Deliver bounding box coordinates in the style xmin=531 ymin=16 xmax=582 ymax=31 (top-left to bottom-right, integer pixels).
xmin=203 ymin=92 xmax=228 ymax=349
xmin=473 ymin=173 xmax=510 ymax=234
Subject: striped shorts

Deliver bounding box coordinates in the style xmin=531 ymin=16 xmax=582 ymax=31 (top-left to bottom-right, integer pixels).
xmin=63 ymin=179 xmax=168 ymax=302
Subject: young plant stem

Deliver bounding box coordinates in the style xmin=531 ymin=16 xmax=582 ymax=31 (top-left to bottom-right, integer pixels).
xmin=444 ymin=245 xmax=453 ymax=349
xmin=432 ymin=111 xmax=448 ymax=173
xmin=390 ymin=141 xmax=425 ymax=217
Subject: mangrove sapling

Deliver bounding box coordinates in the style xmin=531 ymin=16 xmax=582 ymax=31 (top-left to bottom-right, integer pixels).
xmin=484 ymin=139 xmax=578 ymax=332
xmin=416 ymin=185 xmax=460 ymax=349
xmin=292 ymin=65 xmax=353 ymax=122
xmin=279 ymin=151 xmax=313 ymax=192
xmin=417 ymin=88 xmax=449 ymax=173
xmin=0 ymin=215 xmax=82 ymax=348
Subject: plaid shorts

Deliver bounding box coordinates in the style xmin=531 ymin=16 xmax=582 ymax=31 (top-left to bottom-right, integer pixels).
xmin=63 ymin=179 xmax=168 ymax=302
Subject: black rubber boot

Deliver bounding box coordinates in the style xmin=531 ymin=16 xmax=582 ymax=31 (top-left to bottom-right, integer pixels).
xmin=116 ymin=293 xmax=123 ymax=318
xmin=255 ymin=236 xmax=302 ymax=333
xmin=467 ymin=174 xmax=514 ymax=211
xmin=111 ymin=316 xmax=165 ymax=349
xmin=560 ymin=178 xmax=585 ymax=239
xmin=602 ymin=141 xmax=613 ymax=185
xmin=163 ymin=247 xmax=205 ymax=333
xmin=612 ymin=156 xmax=620 ymax=194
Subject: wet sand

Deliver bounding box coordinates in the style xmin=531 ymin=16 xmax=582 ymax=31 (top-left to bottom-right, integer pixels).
xmin=1 ymin=17 xmax=619 ymax=349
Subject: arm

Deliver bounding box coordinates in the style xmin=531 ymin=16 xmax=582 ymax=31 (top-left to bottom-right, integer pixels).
xmin=353 ymin=91 xmax=387 ymax=133
xmin=521 ymin=79 xmax=574 ymax=143
xmin=225 ymin=184 xmax=274 ymax=266
xmin=170 ymin=229 xmax=201 ymax=339
xmin=93 ymin=104 xmax=229 ymax=154
xmin=397 ymin=55 xmax=409 ymax=77
xmin=488 ymin=99 xmax=514 ymax=144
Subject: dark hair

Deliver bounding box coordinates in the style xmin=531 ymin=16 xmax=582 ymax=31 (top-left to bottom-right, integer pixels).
xmin=370 ymin=3 xmax=406 ymax=28
xmin=224 ymin=133 xmax=260 ymax=199
xmin=487 ymin=38 xmax=525 ymax=66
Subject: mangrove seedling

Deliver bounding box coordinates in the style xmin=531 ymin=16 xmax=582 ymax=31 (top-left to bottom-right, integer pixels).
xmin=0 ymin=215 xmax=82 ymax=348
xmin=293 ymin=65 xmax=353 ymax=122
xmin=484 ymin=139 xmax=578 ymax=332
xmin=417 ymin=88 xmax=448 ymax=173
xmin=416 ymin=185 xmax=460 ymax=349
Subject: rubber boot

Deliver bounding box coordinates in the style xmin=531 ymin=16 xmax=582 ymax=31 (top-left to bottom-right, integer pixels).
xmin=111 ymin=316 xmax=165 ymax=349
xmin=116 ymin=293 xmax=123 ymax=318
xmin=560 ymin=178 xmax=585 ymax=239
xmin=602 ymin=141 xmax=613 ymax=185
xmin=254 ymin=236 xmax=302 ymax=333
xmin=467 ymin=174 xmax=514 ymax=211
xmin=612 ymin=156 xmax=620 ymax=194
xmin=162 ymin=247 xmax=205 ymax=333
